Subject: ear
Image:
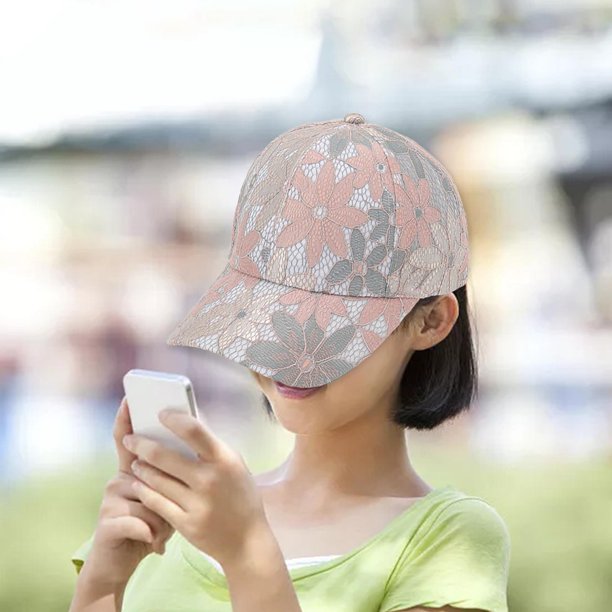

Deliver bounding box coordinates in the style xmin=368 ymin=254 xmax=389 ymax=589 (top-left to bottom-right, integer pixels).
xmin=410 ymin=294 xmax=458 ymax=351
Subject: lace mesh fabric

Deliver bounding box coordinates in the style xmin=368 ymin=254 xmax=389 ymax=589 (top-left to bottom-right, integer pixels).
xmin=166 ymin=116 xmax=469 ymax=388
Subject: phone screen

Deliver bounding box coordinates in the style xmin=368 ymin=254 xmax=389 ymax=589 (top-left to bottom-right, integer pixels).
xmin=123 ymin=369 xmax=201 ymax=460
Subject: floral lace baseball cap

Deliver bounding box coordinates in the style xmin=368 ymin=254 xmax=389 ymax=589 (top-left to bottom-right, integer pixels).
xmin=166 ymin=113 xmax=469 ymax=388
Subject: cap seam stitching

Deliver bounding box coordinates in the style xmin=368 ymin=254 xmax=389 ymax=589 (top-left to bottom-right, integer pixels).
xmin=361 ymin=124 xmax=402 ymax=297
xmin=227 ymin=262 xmax=421 ymax=302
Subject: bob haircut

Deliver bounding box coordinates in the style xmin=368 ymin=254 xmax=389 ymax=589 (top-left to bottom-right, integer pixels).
xmin=259 ymin=284 xmax=479 ymax=430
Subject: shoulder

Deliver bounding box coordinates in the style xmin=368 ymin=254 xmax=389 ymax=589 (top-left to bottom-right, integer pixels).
xmin=379 ymin=491 xmax=511 ymax=612
xmin=431 ymin=494 xmax=511 ymax=548
xmin=435 ymin=493 xmax=509 ymax=526
xmin=411 ymin=492 xmax=512 ymax=581
xmin=398 ymin=489 xmax=512 ymax=575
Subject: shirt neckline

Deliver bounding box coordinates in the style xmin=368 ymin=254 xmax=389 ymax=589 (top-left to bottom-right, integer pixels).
xmin=179 ymin=484 xmax=455 ymax=587
xmin=200 ymin=549 xmax=342 ymax=564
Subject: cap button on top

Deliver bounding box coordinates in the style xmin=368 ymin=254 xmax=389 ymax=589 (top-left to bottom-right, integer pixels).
xmin=343 ymin=113 xmax=365 ymax=124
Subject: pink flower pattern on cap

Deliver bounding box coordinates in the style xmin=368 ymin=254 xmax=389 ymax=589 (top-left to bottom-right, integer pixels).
xmin=166 ymin=115 xmax=469 ymax=388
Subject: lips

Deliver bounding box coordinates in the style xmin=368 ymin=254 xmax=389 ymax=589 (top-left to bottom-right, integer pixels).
xmin=274 ymin=381 xmax=325 ymax=399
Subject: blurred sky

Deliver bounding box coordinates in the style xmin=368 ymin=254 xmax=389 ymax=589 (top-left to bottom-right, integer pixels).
xmin=0 ymin=0 xmax=326 ymax=144
xmin=4 ymin=0 xmax=612 ymax=143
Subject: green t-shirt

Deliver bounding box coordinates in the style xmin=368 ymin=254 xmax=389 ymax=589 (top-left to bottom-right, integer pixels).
xmin=70 ymin=485 xmax=510 ymax=612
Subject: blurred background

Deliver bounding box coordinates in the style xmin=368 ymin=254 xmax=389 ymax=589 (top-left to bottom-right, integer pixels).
xmin=1 ymin=0 xmax=611 ymax=610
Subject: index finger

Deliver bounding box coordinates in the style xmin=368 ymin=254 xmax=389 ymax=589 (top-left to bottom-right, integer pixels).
xmin=159 ymin=409 xmax=226 ymax=463
xmin=113 ymin=396 xmax=137 ymax=474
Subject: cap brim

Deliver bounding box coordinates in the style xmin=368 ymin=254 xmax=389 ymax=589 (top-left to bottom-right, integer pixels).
xmin=166 ymin=263 xmax=420 ymax=388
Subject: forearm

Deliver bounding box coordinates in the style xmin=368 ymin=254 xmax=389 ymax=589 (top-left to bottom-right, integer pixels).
xmin=69 ymin=565 xmax=128 ymax=612
xmin=222 ymin=521 xmax=302 ymax=612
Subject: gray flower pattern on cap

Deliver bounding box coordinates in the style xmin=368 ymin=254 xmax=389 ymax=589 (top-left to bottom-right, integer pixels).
xmin=244 ymin=311 xmax=354 ymax=388
xmin=368 ymin=188 xmax=396 ymax=245
xmin=325 ymin=228 xmax=387 ymax=296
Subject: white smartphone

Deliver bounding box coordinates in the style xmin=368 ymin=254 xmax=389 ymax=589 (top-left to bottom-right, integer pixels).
xmin=122 ymin=369 xmax=202 ymax=461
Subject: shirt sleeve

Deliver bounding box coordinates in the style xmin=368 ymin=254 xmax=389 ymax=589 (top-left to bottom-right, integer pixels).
xmin=71 ymin=532 xmax=96 ymax=575
xmin=378 ymin=497 xmax=511 ymax=612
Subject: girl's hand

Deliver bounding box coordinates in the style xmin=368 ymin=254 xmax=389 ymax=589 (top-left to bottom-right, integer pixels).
xmin=84 ymin=398 xmax=175 ymax=586
xmin=121 ymin=408 xmax=268 ymax=568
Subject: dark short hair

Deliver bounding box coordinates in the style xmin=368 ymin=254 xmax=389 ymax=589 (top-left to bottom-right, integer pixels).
xmin=259 ymin=284 xmax=478 ymax=430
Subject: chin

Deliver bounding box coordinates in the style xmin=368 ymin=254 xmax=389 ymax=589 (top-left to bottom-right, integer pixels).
xmin=274 ymin=413 xmax=327 ymax=435
xmin=267 ymin=395 xmax=329 ymax=433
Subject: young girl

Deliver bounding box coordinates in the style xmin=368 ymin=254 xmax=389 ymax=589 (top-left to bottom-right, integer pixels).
xmin=69 ymin=113 xmax=510 ymax=612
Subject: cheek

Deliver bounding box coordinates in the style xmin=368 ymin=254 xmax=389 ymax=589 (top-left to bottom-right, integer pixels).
xmin=326 ymin=369 xmax=379 ymax=412
xmin=336 ymin=348 xmax=404 ymax=403
xmin=332 ymin=373 xmax=371 ymax=401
